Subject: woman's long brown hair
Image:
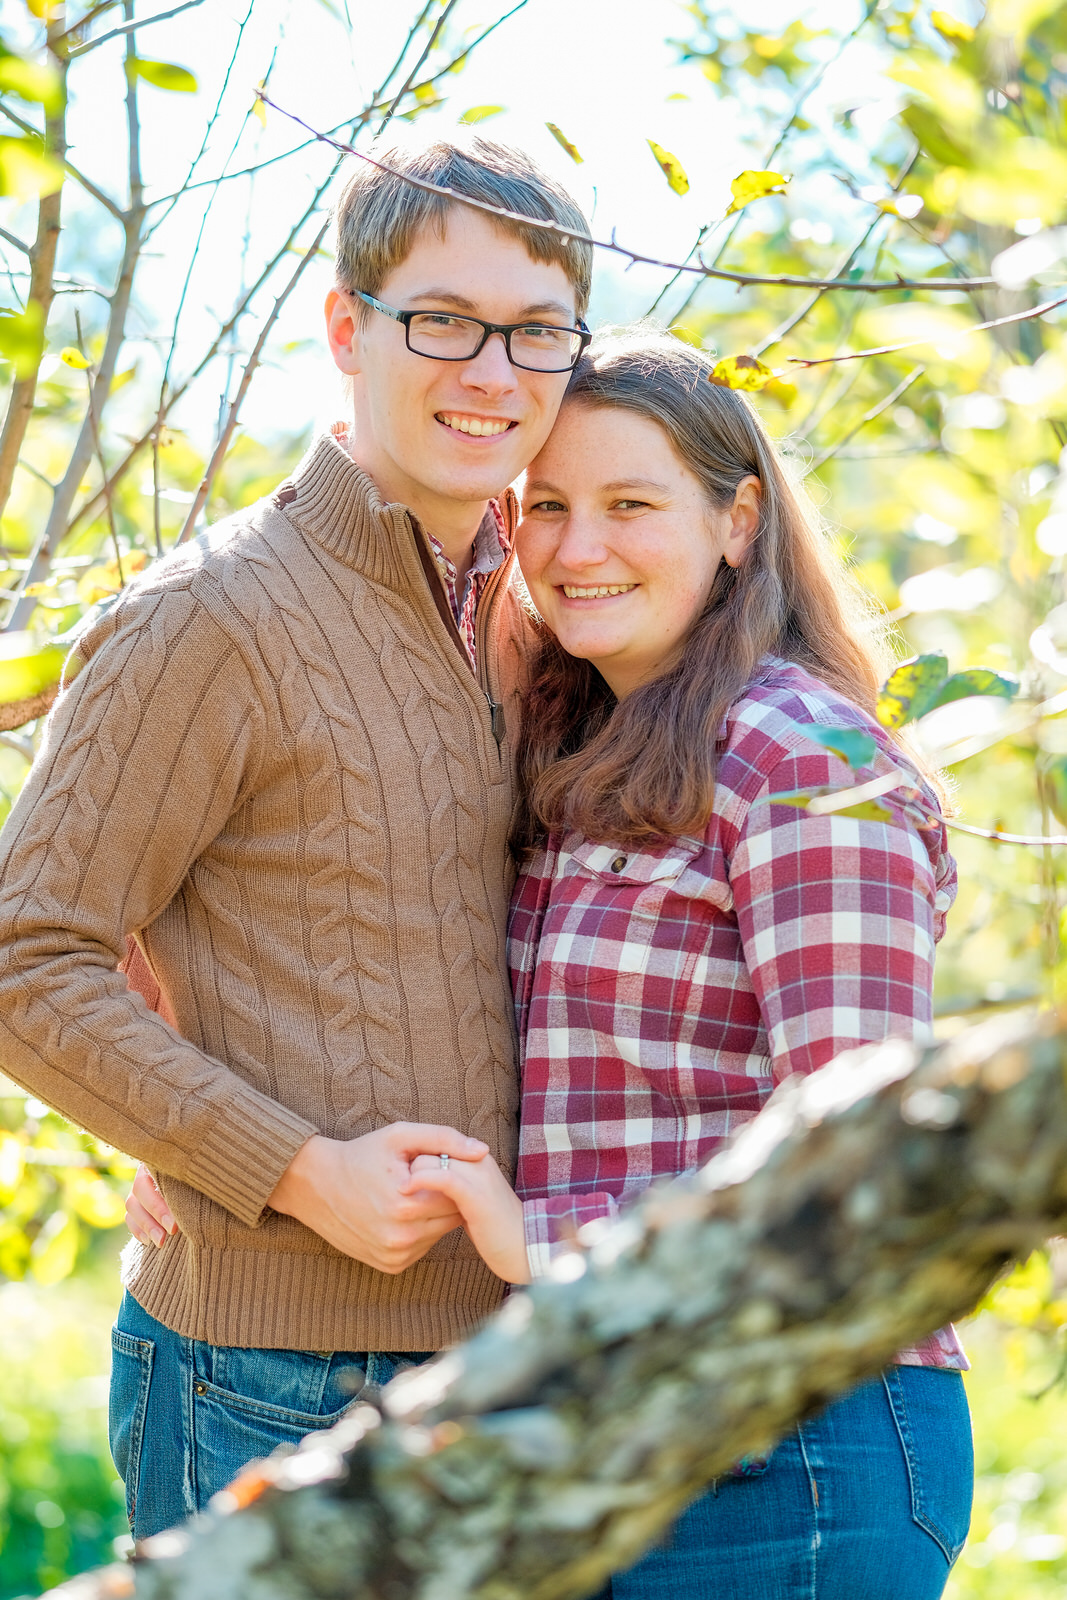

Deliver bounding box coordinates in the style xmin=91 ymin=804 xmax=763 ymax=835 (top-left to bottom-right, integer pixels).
xmin=515 ymin=331 xmax=894 ymax=850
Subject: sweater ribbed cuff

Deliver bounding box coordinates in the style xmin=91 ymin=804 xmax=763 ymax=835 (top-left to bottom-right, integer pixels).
xmin=184 ymin=1088 xmax=318 ymax=1228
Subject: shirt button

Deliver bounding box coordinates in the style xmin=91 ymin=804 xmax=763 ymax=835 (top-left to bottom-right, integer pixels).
xmin=610 ymin=855 xmax=627 ymax=873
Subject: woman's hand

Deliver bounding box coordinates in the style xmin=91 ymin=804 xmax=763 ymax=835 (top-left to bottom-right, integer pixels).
xmin=404 ymin=1152 xmax=530 ymax=1284
xmin=125 ymin=1164 xmax=177 ymax=1248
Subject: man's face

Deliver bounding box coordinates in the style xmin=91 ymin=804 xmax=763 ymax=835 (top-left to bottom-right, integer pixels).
xmin=326 ymin=208 xmax=578 ymax=521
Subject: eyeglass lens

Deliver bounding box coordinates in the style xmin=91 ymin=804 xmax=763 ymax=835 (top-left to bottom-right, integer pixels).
xmin=407 ymin=312 xmax=581 ymax=370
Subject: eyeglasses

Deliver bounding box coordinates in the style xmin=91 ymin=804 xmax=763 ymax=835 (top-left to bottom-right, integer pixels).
xmin=351 ymin=289 xmax=591 ymax=373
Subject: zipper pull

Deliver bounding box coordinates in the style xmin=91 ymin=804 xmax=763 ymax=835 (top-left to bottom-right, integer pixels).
xmin=486 ymin=694 xmax=505 ymax=744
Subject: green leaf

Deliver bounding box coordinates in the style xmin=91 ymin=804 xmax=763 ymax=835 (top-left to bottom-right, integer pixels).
xmin=460 ymin=105 xmax=504 ymax=125
xmin=764 ymin=787 xmax=895 ymax=823
xmin=708 ymin=354 xmax=775 ymax=392
xmin=128 ymin=57 xmax=198 ymax=93
xmin=725 ymin=168 xmax=789 ymax=214
xmin=647 ymin=139 xmax=689 ymax=194
xmin=876 ymin=654 xmax=949 ymax=729
xmin=791 ymin=721 xmax=877 ymax=771
xmin=0 ymin=634 xmax=67 ymax=704
xmin=546 ymin=122 xmax=582 ymax=163
xmin=0 ymin=300 xmax=45 ymax=380
xmin=827 ymin=799 xmax=895 ymax=823
xmin=0 ymin=56 xmax=63 ymax=115
xmin=925 ymin=667 xmax=1019 ymax=714
xmin=1039 ymin=756 xmax=1067 ymax=829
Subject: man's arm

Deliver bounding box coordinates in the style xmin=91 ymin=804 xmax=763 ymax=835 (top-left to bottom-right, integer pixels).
xmin=0 ymin=580 xmax=317 ymax=1227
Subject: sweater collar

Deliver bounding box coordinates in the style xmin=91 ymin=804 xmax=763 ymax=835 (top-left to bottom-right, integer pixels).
xmin=272 ymin=429 xmax=518 ymax=590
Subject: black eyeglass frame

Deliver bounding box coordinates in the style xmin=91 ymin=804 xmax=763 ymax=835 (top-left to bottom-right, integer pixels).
xmin=351 ymin=289 xmax=591 ymax=373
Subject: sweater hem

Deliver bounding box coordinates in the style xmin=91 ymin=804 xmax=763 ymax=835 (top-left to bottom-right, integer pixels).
xmin=124 ymin=1235 xmax=507 ymax=1351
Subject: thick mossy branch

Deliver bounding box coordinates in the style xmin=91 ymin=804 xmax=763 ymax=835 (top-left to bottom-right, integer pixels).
xmin=49 ymin=1010 xmax=1067 ymax=1600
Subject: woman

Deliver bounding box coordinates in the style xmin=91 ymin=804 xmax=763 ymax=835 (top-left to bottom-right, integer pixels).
xmin=404 ymin=331 xmax=973 ymax=1598
xmin=128 ymin=331 xmax=973 ymax=1595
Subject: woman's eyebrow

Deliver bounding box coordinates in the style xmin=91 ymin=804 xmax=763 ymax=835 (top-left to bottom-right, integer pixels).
xmin=602 ymin=479 xmax=672 ymax=493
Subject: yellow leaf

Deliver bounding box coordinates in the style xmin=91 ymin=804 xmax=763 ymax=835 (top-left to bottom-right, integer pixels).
xmin=76 ymin=550 xmax=149 ymax=606
xmin=930 ymin=10 xmax=975 ymax=42
xmin=546 ymin=122 xmax=582 ymax=164
xmin=0 ymin=135 xmax=64 ymax=200
xmin=764 ymin=376 xmax=799 ymax=409
xmin=647 ymin=139 xmax=689 ymax=195
xmin=29 ymin=1209 xmax=79 ymax=1285
xmin=413 ymin=82 xmax=439 ymax=105
xmin=0 ymin=1222 xmax=30 ymax=1280
xmin=65 ymin=1170 xmax=126 ymax=1230
xmin=0 ymin=57 xmax=64 ymax=115
xmin=252 ymin=83 xmax=267 ymax=127
xmin=60 ymin=345 xmax=91 ymax=370
xmin=0 ymin=302 xmax=45 ymax=380
xmin=709 ymin=354 xmax=776 ymax=392
xmin=752 ymin=34 xmax=783 ymax=57
xmin=725 ymin=168 xmax=789 ymax=215
xmin=459 ymin=105 xmax=504 ymax=125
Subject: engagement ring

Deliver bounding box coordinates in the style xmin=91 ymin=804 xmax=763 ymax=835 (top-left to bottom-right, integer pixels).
xmin=439 ymin=1153 xmax=449 ymax=1169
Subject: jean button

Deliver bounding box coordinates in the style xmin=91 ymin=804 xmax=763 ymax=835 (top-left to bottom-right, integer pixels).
xmin=194 ymin=1382 xmax=206 ymax=1395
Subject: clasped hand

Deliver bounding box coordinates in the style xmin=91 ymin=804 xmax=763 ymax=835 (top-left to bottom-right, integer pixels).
xmin=126 ymin=1122 xmax=529 ymax=1282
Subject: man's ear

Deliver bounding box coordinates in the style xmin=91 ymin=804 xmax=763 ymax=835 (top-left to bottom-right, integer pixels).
xmin=723 ymin=475 xmax=762 ymax=569
xmin=325 ymin=288 xmax=362 ymax=377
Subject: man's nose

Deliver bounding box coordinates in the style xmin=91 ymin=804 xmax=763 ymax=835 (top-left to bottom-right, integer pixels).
xmin=459 ymin=331 xmax=518 ymax=393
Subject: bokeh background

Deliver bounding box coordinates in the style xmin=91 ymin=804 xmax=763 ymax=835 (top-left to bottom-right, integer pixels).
xmin=2 ymin=0 xmax=1067 ymax=1592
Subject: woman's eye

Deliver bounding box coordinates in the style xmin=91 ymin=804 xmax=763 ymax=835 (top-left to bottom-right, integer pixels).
xmin=525 ymin=499 xmax=566 ymax=514
xmin=613 ymin=499 xmax=647 ymax=511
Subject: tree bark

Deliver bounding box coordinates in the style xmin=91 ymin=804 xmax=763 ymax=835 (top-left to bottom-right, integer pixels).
xmin=47 ymin=1008 xmax=1067 ymax=1600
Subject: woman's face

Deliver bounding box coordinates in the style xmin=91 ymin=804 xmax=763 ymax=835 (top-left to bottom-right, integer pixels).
xmin=518 ymin=402 xmax=760 ymax=699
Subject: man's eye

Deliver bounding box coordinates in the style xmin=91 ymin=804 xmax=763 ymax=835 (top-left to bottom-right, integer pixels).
xmin=420 ymin=313 xmax=460 ymax=328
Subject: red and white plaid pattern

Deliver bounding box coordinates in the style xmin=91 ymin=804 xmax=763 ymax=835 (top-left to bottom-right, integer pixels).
xmin=426 ymin=505 xmax=509 ymax=669
xmin=508 ymin=658 xmax=966 ymax=1370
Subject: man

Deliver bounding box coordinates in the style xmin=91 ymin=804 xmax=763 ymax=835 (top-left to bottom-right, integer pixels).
xmin=0 ymin=135 xmax=592 ymax=1538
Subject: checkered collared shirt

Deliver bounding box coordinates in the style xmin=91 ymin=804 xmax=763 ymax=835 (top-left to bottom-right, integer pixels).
xmin=425 ymin=504 xmax=509 ymax=670
xmin=507 ymin=657 xmax=966 ymax=1370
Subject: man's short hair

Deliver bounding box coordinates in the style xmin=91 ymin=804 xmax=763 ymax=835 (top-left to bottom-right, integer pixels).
xmin=333 ymin=134 xmax=593 ymax=320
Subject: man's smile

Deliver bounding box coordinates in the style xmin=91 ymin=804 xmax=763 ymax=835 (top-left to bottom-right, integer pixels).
xmin=435 ymin=412 xmax=518 ymax=437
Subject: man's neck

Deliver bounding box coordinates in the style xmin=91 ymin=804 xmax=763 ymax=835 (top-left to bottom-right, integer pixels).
xmin=345 ymin=430 xmax=486 ymax=586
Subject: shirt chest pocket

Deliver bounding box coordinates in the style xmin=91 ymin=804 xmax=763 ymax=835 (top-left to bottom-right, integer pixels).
xmin=541 ymin=837 xmax=707 ymax=997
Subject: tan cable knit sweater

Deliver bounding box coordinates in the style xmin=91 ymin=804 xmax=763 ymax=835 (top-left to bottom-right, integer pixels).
xmin=0 ymin=432 xmax=533 ymax=1351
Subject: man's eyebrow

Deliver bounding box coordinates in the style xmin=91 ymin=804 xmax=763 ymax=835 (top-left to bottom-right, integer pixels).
xmin=406 ymin=290 xmax=577 ymax=322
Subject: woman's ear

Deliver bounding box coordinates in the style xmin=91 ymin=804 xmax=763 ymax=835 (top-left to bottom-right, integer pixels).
xmin=723 ymin=475 xmax=761 ymax=568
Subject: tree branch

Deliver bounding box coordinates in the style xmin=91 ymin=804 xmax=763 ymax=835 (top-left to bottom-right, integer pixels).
xmin=46 ymin=1009 xmax=1067 ymax=1600
xmin=374 ymin=0 xmax=464 ymax=136
xmin=0 ymin=12 xmax=68 ymax=526
xmin=790 ymin=293 xmax=1067 ymax=368
xmin=806 ymin=365 xmax=925 ymax=473
xmin=67 ymin=0 xmax=206 ymax=56
xmin=257 ymin=93 xmax=1007 ymax=295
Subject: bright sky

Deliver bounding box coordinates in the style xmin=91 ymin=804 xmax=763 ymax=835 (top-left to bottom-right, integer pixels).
xmin=6 ymin=0 xmax=887 ymax=453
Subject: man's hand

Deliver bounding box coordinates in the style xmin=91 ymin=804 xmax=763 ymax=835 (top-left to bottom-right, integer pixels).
xmin=268 ymin=1124 xmax=489 ymax=1274
xmin=405 ymin=1151 xmax=529 ymax=1283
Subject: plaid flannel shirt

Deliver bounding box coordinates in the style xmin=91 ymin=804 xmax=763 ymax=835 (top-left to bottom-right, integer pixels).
xmin=507 ymin=657 xmax=966 ymax=1370
xmin=425 ymin=505 xmax=509 ymax=670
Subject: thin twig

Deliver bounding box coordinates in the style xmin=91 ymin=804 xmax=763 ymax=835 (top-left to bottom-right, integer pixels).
xmin=651 ymin=0 xmax=882 ymax=322
xmin=790 ymin=294 xmax=1067 ymax=368
xmin=174 ymin=217 xmax=329 ymax=545
xmin=0 ymin=731 xmax=35 ymax=762
xmin=76 ymin=310 xmax=123 ymax=585
xmin=0 ymin=227 xmax=31 ymax=255
xmin=257 ymin=92 xmax=1004 ymax=295
xmin=376 ymin=0 xmax=464 ymax=136
xmin=943 ymin=818 xmax=1067 ymax=848
xmin=68 ymin=0 xmax=206 ymax=55
xmin=806 ymin=366 xmax=924 ymax=474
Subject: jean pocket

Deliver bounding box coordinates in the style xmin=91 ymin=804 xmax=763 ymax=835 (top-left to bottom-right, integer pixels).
xmin=190 ymin=1363 xmax=359 ymax=1508
xmin=109 ymin=1327 xmax=154 ymax=1527
xmin=884 ymin=1367 xmax=974 ymax=1564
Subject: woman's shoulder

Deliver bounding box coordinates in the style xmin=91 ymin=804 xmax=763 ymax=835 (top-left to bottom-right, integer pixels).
xmin=716 ymin=656 xmax=888 ymax=788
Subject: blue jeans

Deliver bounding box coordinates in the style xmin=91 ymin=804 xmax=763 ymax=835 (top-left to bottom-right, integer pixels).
xmin=108 ymin=1291 xmax=432 ymax=1539
xmin=607 ymin=1366 xmax=973 ymax=1600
